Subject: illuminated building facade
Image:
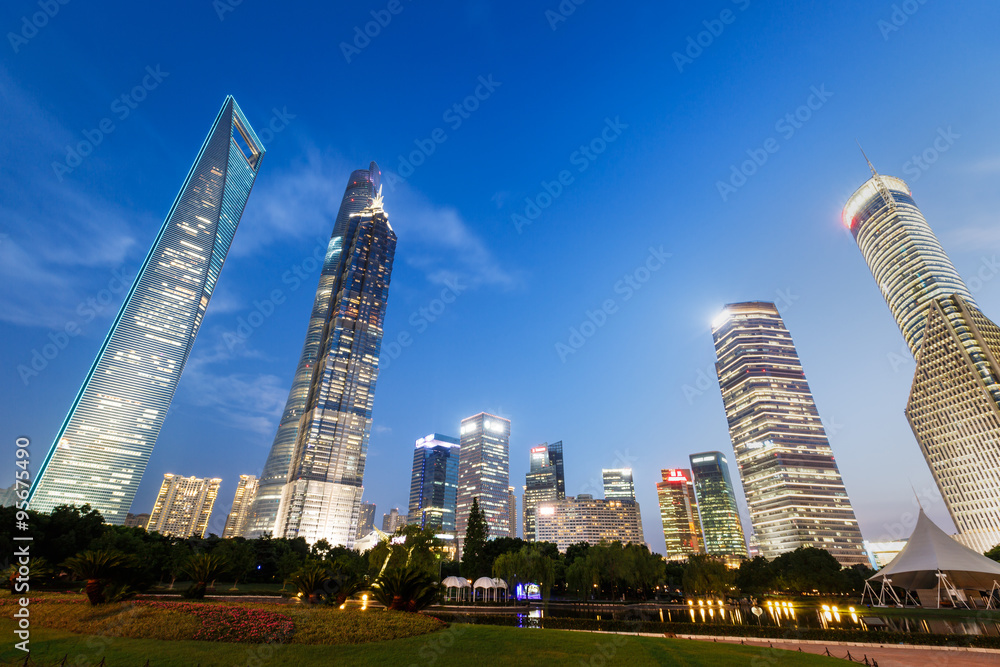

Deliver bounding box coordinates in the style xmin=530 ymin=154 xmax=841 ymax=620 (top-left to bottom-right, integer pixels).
xmin=147 ymin=474 xmax=221 ymax=539
xmin=689 ymin=452 xmax=747 ymax=558
xmin=713 ymin=302 xmax=868 ymax=566
xmin=523 ymin=444 xmax=559 ymax=541
xmin=222 ymin=475 xmax=258 ymax=539
xmin=535 ymin=494 xmax=644 ymax=552
xmin=270 ymin=170 xmax=397 ymax=547
xmin=247 ymin=163 xmax=388 ymax=540
xmin=456 ymin=413 xmax=510 ymax=552
xmin=507 ymin=487 xmax=517 ymax=538
xmin=123 ymin=513 xmax=149 ymax=529
xmin=28 ymin=97 xmax=264 ymax=522
xmin=602 ymin=468 xmax=635 ymax=500
xmin=358 ymin=502 xmax=376 ymax=535
xmin=656 ymin=468 xmax=703 ymax=560
xmin=845 ymin=167 xmax=1000 ymax=555
xmin=407 ymin=434 xmax=460 ymax=535
xmin=382 ymin=507 xmax=405 ymax=533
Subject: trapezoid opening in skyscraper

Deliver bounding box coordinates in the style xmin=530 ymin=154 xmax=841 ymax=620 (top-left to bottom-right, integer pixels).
xmin=28 ymin=97 xmax=266 ymax=523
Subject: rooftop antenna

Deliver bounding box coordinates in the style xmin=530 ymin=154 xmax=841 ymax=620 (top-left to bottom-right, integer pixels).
xmin=856 ymin=140 xmax=896 ymax=213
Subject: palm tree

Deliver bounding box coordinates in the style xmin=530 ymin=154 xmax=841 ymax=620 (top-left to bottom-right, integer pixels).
xmin=286 ymin=560 xmax=331 ymax=604
xmin=181 ymin=553 xmax=228 ymax=600
xmin=371 ymin=566 xmax=440 ymax=612
xmin=4 ymin=557 xmax=52 ymax=594
xmin=62 ymin=550 xmax=128 ymax=605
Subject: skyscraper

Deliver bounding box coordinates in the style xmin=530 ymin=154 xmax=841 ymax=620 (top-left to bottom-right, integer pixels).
xmin=713 ymin=302 xmax=868 ymax=566
xmin=222 ymin=475 xmax=259 ymax=539
xmin=382 ymin=507 xmax=405 ymax=533
xmin=689 ymin=452 xmax=747 ymax=559
xmin=535 ymin=495 xmax=644 ymax=552
xmin=523 ymin=444 xmax=559 ymax=541
xmin=656 ymin=468 xmax=703 ymax=560
xmin=845 ymin=166 xmax=1000 ymax=554
xmin=28 ymin=98 xmax=264 ymax=522
xmin=407 ymin=434 xmax=460 ymax=535
xmin=247 ymin=163 xmax=390 ymax=540
xmin=358 ymin=501 xmax=376 ymax=536
xmin=146 ymin=474 xmax=222 ymax=539
xmin=269 ymin=169 xmax=396 ymax=547
xmin=547 ymin=440 xmax=566 ymax=500
xmin=602 ymin=468 xmax=635 ymax=500
xmin=456 ymin=412 xmax=510 ymax=552
xmin=843 ymin=164 xmax=974 ymax=357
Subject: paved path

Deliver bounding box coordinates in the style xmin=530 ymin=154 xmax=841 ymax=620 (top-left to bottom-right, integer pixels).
xmin=687 ymin=635 xmax=1000 ymax=666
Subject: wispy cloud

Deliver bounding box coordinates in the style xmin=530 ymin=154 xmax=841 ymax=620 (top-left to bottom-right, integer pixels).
xmin=946 ymin=225 xmax=1000 ymax=251
xmin=178 ymin=353 xmax=286 ymax=436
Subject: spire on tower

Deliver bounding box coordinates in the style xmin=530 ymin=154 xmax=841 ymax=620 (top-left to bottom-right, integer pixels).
xmin=855 ymin=141 xmax=896 ymax=213
xmin=856 ymin=140 xmax=879 ymax=177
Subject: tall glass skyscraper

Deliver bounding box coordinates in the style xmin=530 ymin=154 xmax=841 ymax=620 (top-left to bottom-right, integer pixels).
xmin=456 ymin=412 xmax=510 ymax=553
xmin=523 ymin=444 xmax=559 ymax=541
xmin=246 ymin=164 xmax=385 ymax=538
xmin=656 ymin=468 xmax=703 ymax=560
xmin=547 ymin=440 xmax=566 ymax=500
xmin=407 ymin=434 xmax=460 ymax=535
xmin=29 ymin=97 xmax=264 ymax=522
xmin=689 ymin=452 xmax=747 ymax=558
xmin=845 ymin=166 xmax=1000 ymax=553
xmin=843 ymin=167 xmax=974 ymax=357
xmin=713 ymin=302 xmax=868 ymax=566
xmin=268 ymin=170 xmax=396 ymax=547
xmin=602 ymin=468 xmax=635 ymax=500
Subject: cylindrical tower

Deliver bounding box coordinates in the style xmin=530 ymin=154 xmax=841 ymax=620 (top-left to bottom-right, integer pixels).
xmin=843 ymin=172 xmax=973 ymax=357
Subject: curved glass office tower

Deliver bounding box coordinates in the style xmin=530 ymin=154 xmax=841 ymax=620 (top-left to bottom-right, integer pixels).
xmin=264 ymin=169 xmax=396 ymax=546
xmin=713 ymin=302 xmax=868 ymax=566
xmin=245 ymin=164 xmax=383 ymax=538
xmin=689 ymin=452 xmax=747 ymax=559
xmin=843 ymin=171 xmax=973 ymax=357
xmin=28 ymin=97 xmax=264 ymax=523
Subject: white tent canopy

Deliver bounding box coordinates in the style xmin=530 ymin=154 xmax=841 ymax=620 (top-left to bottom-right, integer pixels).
xmin=472 ymin=576 xmax=508 ymax=602
xmin=869 ymin=510 xmax=1000 ymax=591
xmin=442 ymin=576 xmax=471 ymax=602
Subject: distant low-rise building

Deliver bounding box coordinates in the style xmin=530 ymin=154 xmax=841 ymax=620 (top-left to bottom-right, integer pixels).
xmin=124 ymin=513 xmax=150 ymax=529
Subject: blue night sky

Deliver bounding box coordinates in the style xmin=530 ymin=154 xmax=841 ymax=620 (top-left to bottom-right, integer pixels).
xmin=3 ymin=1 xmax=1000 ymax=552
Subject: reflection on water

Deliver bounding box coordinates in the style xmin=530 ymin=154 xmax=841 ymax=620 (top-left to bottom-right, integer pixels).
xmin=513 ymin=603 xmax=1000 ymax=636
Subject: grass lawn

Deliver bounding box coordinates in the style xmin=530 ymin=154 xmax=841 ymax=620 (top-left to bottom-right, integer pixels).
xmin=0 ymin=621 xmax=839 ymax=666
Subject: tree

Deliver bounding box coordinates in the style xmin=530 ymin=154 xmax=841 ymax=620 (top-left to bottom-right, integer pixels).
xmin=986 ymin=543 xmax=1000 ymax=563
xmin=181 ymin=553 xmax=228 ymax=599
xmin=771 ymin=547 xmax=844 ymax=594
xmin=735 ymin=556 xmax=773 ymax=598
xmin=368 ymin=525 xmax=444 ymax=579
xmin=311 ymin=539 xmax=333 ymax=560
xmin=682 ymin=554 xmax=733 ymax=598
xmin=214 ymin=538 xmax=255 ymax=590
xmin=461 ymin=498 xmax=489 ymax=579
xmin=166 ymin=542 xmax=191 ymax=589
xmin=62 ymin=550 xmax=130 ymax=605
xmin=286 ymin=560 xmax=331 ymax=604
xmin=371 ymin=565 xmax=440 ymax=612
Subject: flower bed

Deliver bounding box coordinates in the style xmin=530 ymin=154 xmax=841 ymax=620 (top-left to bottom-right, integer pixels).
xmin=138 ymin=601 xmax=293 ymax=643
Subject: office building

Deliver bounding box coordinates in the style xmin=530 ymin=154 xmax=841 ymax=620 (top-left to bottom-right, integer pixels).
xmin=507 ymin=486 xmax=517 ymax=538
xmin=713 ymin=302 xmax=868 ymax=566
xmin=845 ymin=164 xmax=1000 ymax=555
xmin=535 ymin=495 xmax=644 ymax=552
xmin=222 ymin=475 xmax=258 ymax=539
xmin=523 ymin=444 xmax=560 ymax=541
xmin=689 ymin=452 xmax=747 ymax=558
xmin=147 ymin=474 xmax=222 ymax=539
xmin=603 ymin=468 xmax=635 ymax=500
xmin=656 ymin=469 xmax=703 ymax=560
xmin=28 ymin=98 xmax=264 ymax=522
xmin=257 ymin=166 xmax=396 ymax=547
xmin=456 ymin=413 xmax=510 ymax=552
xmin=547 ymin=440 xmax=566 ymax=499
xmin=407 ymin=434 xmax=460 ymax=535
xmin=246 ymin=163 xmax=389 ymax=539
xmin=382 ymin=507 xmax=405 ymax=534
xmin=123 ymin=513 xmax=149 ymax=529
xmin=358 ymin=502 xmax=376 ymax=536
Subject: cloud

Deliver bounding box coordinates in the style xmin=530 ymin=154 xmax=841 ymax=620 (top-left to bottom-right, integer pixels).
xmin=945 ymin=226 xmax=1000 ymax=251
xmin=179 ymin=353 xmax=287 ymax=437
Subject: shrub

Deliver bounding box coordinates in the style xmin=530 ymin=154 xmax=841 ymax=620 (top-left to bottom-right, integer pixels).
xmin=182 ymin=553 xmax=228 ymax=599
xmin=61 ymin=550 xmax=132 ymax=605
xmin=371 ymin=567 xmax=440 ymax=612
